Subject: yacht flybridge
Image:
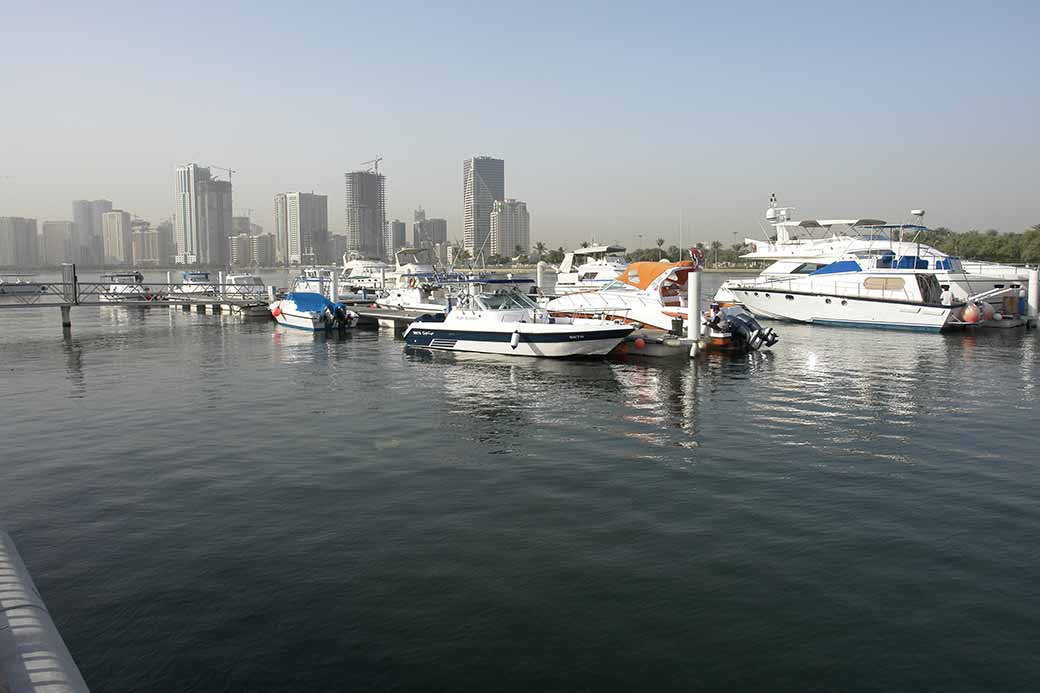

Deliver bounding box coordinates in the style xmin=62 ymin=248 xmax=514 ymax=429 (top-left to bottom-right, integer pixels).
xmin=553 ymin=245 xmax=628 ymax=294
xmin=715 ymin=198 xmax=1029 ymax=304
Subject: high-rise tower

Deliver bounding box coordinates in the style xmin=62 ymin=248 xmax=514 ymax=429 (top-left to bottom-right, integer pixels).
xmin=344 ymin=169 xmax=386 ymax=259
xmin=462 ymin=156 xmax=504 ymax=261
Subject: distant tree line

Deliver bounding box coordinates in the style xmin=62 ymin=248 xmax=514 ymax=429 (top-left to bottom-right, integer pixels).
xmin=909 ymin=225 xmax=1040 ymax=264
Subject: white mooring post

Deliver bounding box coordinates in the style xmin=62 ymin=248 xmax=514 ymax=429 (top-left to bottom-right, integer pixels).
xmin=332 ymin=271 xmax=340 ymax=302
xmin=536 ymin=261 xmax=545 ymax=293
xmin=1027 ymin=268 xmax=1039 ymax=325
xmin=687 ymin=270 xmax=702 ymax=357
xmin=268 ymin=285 xmax=275 ymax=303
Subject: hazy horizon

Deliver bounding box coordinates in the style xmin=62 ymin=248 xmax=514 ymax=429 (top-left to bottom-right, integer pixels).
xmin=2 ymin=1 xmax=1037 ymax=249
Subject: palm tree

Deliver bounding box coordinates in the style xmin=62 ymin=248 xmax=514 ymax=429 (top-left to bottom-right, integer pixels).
xmin=656 ymin=238 xmax=665 ymax=260
xmin=580 ymin=241 xmax=590 ymax=248
xmin=534 ymin=241 xmax=547 ymax=260
xmin=710 ymin=240 xmax=723 ymax=268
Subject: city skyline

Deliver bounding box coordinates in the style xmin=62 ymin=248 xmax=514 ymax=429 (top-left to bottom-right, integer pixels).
xmin=2 ymin=3 xmax=1036 ymax=247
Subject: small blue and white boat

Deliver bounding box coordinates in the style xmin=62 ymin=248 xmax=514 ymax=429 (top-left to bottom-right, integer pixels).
xmin=269 ymin=292 xmax=359 ymax=331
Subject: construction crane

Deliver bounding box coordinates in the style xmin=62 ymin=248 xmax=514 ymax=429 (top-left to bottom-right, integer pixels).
xmin=211 ymin=165 xmax=236 ymax=182
xmin=360 ymin=157 xmax=383 ymax=174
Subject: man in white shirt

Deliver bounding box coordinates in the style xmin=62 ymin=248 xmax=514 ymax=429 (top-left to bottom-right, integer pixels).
xmin=939 ymin=286 xmax=955 ymax=306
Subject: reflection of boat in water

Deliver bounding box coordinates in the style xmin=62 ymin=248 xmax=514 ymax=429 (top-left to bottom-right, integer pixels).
xmin=553 ymin=244 xmax=628 ymax=294
xmin=726 ymin=254 xmax=957 ymax=331
xmin=405 ymin=281 xmax=633 ymax=357
xmin=716 ymin=198 xmax=1029 ymax=305
xmin=98 ymin=272 xmax=154 ymax=303
xmin=269 ymin=292 xmax=359 ymax=331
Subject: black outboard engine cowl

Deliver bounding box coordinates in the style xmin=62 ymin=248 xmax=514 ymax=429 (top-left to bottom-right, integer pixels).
xmin=720 ymin=306 xmax=778 ymax=351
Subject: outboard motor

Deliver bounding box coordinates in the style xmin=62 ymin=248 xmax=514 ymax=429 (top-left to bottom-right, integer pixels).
xmin=333 ymin=306 xmax=359 ymax=330
xmin=720 ymin=306 xmax=779 ymax=351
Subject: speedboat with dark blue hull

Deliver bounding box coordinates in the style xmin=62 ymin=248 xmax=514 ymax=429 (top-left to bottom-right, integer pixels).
xmin=404 ymin=283 xmax=633 ymax=357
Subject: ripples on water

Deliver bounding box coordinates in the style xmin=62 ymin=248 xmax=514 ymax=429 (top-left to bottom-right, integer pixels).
xmin=1 ymin=277 xmax=1039 ymax=691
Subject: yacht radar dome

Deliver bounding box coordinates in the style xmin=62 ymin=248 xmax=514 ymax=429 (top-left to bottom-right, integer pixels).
xmin=911 ymin=209 xmax=925 ymax=218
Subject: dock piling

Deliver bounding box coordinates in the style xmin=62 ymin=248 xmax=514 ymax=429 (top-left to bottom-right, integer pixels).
xmin=687 ymin=270 xmax=702 ymax=356
xmin=1027 ymin=269 xmax=1039 ymax=326
xmin=60 ymin=305 xmax=72 ymax=334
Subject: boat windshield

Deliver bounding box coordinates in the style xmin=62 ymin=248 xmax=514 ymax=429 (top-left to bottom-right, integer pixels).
xmin=230 ymin=276 xmax=265 ymax=286
xmin=475 ymin=289 xmax=539 ymax=311
xmin=601 ymin=279 xmax=640 ymax=293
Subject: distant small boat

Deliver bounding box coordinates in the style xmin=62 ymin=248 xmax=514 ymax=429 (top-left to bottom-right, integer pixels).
xmin=0 ymin=274 xmax=49 ymax=296
xmin=375 ymin=286 xmax=447 ymax=313
xmin=98 ymin=271 xmax=155 ymax=303
xmin=269 ymin=292 xmax=359 ymax=331
xmin=169 ymin=271 xmax=216 ymax=298
xmin=553 ymin=244 xmax=628 ymax=294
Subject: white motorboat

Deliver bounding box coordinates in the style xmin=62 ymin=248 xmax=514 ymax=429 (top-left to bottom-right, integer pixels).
xmin=546 ymin=260 xmax=778 ymax=352
xmin=99 ymin=271 xmax=154 ymax=303
xmin=269 ymin=292 xmax=359 ymax=331
xmin=727 ymin=254 xmax=958 ymax=331
xmin=223 ymin=273 xmax=267 ymax=298
xmin=291 ymin=267 xmax=337 ymax=296
xmin=375 ymin=285 xmax=447 ymax=313
xmin=340 ymin=253 xmax=392 ymax=292
xmin=169 ymin=271 xmax=216 ymax=298
xmin=223 ymin=273 xmax=271 ymax=317
xmin=404 ymin=281 xmax=634 ymax=357
xmin=547 ymin=260 xmax=699 ymax=331
xmin=393 ymin=247 xmax=437 ymax=284
xmin=553 ymin=244 xmax=628 ymax=294
xmin=0 ymin=274 xmax=49 ymax=297
xmin=715 ymin=198 xmax=1029 ymax=305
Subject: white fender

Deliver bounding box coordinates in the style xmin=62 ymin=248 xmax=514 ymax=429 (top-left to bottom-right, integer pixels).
xmin=510 ymin=330 xmax=521 ymax=349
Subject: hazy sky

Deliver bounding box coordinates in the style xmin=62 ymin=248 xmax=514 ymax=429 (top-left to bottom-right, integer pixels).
xmin=1 ymin=1 xmax=1037 ymax=248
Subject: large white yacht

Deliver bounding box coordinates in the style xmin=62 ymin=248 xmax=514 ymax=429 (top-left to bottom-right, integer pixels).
xmin=404 ymin=281 xmax=633 ymax=357
xmin=715 ymin=198 xmax=1029 ymax=304
xmin=726 ymin=253 xmax=958 ymax=332
xmin=553 ymin=244 xmax=628 ymax=294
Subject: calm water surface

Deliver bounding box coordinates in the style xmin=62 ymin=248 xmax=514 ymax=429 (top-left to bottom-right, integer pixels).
xmin=1 ymin=274 xmax=1039 ymax=691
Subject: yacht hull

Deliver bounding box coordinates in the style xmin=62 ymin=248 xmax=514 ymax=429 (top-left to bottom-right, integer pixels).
xmin=731 ymin=288 xmax=952 ymax=332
